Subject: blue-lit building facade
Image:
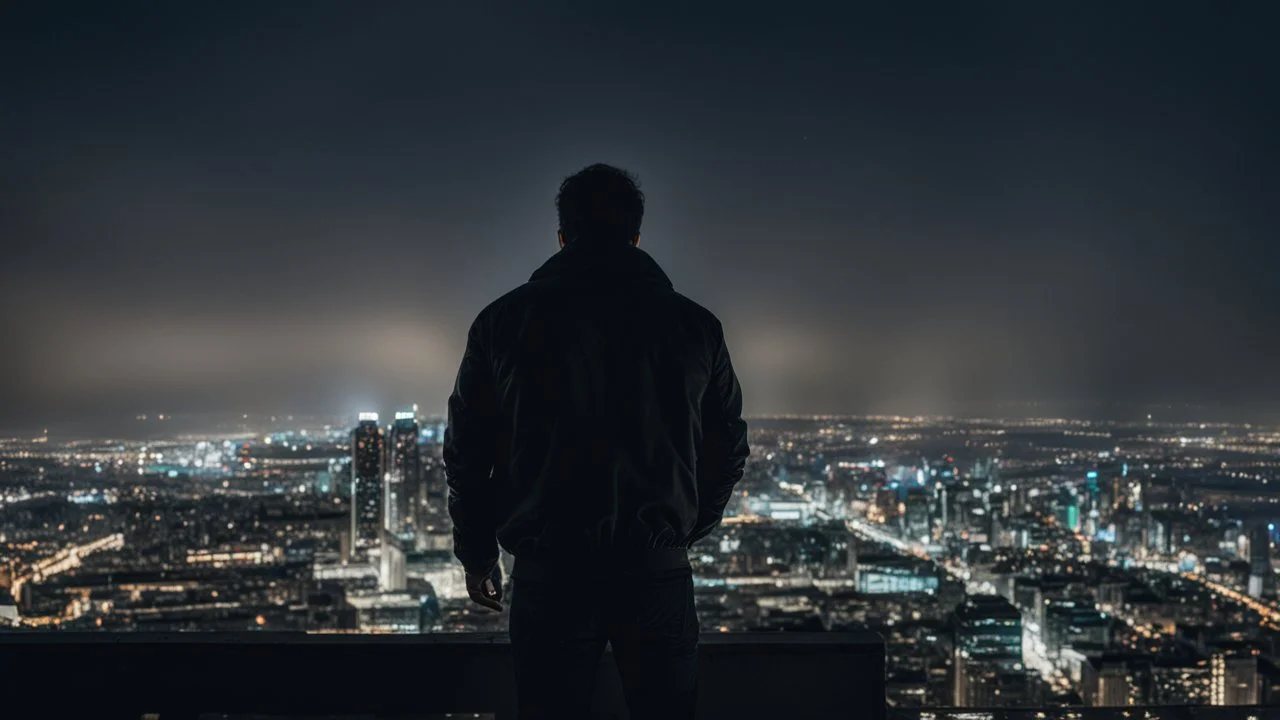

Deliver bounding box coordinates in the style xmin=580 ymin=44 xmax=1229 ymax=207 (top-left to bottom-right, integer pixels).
xmin=953 ymin=595 xmax=1028 ymax=706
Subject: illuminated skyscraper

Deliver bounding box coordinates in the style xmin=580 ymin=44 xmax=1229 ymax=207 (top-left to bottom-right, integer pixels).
xmin=385 ymin=411 xmax=421 ymax=537
xmin=1056 ymin=486 xmax=1080 ymax=533
xmin=954 ymin=595 xmax=1022 ymax=667
xmin=351 ymin=413 xmax=385 ymax=552
xmin=952 ymin=595 xmax=1024 ymax=706
xmin=1248 ymin=524 xmax=1275 ymax=600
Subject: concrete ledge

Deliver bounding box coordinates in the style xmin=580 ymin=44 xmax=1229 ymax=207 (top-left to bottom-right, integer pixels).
xmin=1 ymin=631 xmax=885 ymax=719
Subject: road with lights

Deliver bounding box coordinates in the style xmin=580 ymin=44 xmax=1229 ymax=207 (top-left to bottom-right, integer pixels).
xmin=845 ymin=517 xmax=1076 ymax=693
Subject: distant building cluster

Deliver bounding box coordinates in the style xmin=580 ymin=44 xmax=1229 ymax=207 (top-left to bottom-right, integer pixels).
xmin=4 ymin=412 xmax=1280 ymax=707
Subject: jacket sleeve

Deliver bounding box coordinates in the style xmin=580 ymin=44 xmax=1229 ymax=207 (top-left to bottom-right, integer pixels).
xmin=688 ymin=321 xmax=749 ymax=545
xmin=444 ymin=315 xmax=501 ymax=576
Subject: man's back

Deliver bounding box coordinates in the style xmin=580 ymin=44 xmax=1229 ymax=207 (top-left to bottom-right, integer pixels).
xmin=443 ymin=164 xmax=748 ymax=720
xmin=446 ymin=239 xmax=748 ymax=578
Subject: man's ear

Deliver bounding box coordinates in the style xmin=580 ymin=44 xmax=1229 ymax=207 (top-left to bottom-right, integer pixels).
xmin=557 ymin=231 xmax=567 ymax=249
xmin=631 ymin=233 xmax=641 ymax=247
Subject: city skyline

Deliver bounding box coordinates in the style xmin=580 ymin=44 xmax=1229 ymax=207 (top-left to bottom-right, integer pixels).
xmin=3 ymin=2 xmax=1279 ymax=427
xmin=9 ymin=409 xmax=1280 ymax=708
xmin=9 ymin=402 xmax=1280 ymax=444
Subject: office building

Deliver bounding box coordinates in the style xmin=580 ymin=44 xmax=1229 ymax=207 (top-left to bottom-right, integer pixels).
xmin=385 ymin=411 xmax=421 ymax=537
xmin=955 ymin=595 xmax=1022 ymax=667
xmin=346 ymin=592 xmax=421 ymax=634
xmin=1212 ymin=652 xmax=1260 ymax=705
xmin=1056 ymin=486 xmax=1080 ymax=533
xmin=954 ymin=665 xmax=1036 ymax=708
xmin=1151 ymin=659 xmax=1211 ymax=705
xmin=903 ymin=490 xmax=932 ymax=544
xmin=351 ymin=413 xmax=385 ymax=553
xmin=858 ymin=554 xmax=939 ymax=594
xmin=1249 ymin=524 xmax=1275 ymax=599
xmin=379 ymin=529 xmax=407 ymax=592
xmin=1087 ymin=660 xmax=1134 ymax=707
xmin=953 ymin=595 xmax=1024 ymax=706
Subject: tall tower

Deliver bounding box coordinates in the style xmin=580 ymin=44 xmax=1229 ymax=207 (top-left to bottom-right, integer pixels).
xmin=846 ymin=529 xmax=859 ymax=587
xmin=385 ymin=411 xmax=422 ymax=538
xmin=1249 ymin=524 xmax=1276 ymax=599
xmin=351 ymin=413 xmax=385 ymax=554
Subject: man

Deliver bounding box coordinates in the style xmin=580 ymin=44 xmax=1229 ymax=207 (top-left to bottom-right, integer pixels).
xmin=444 ymin=163 xmax=749 ymax=719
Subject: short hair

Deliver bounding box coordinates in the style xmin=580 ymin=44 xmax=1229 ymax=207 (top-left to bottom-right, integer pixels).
xmin=555 ymin=164 xmax=645 ymax=245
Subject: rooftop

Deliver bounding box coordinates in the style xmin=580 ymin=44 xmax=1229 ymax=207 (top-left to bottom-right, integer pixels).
xmin=5 ymin=631 xmax=1279 ymax=719
xmin=1 ymin=631 xmax=884 ymax=719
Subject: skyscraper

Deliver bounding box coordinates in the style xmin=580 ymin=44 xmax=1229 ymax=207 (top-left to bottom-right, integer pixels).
xmin=952 ymin=595 xmax=1024 ymax=706
xmin=846 ymin=528 xmax=859 ymax=582
xmin=903 ymin=489 xmax=932 ymax=544
xmin=385 ymin=411 xmax=421 ymax=537
xmin=954 ymin=595 xmax=1023 ymax=667
xmin=379 ymin=529 xmax=407 ymax=592
xmin=1056 ymin=486 xmax=1080 ymax=533
xmin=1248 ymin=524 xmax=1275 ymax=600
xmin=351 ymin=413 xmax=385 ymax=553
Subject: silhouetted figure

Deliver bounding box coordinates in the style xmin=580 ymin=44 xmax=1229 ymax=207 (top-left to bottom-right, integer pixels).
xmin=444 ymin=164 xmax=749 ymax=719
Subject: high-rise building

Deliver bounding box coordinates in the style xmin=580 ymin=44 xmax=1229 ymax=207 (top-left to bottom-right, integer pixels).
xmin=954 ymin=595 xmax=1023 ymax=667
xmin=1056 ymin=486 xmax=1080 ymax=533
xmin=1249 ymin=524 xmax=1275 ymax=600
xmin=1084 ymin=659 xmax=1134 ymax=707
xmin=351 ymin=413 xmax=385 ymax=553
xmin=847 ymin=529 xmax=859 ymax=581
xmin=385 ymin=411 xmax=421 ymax=537
xmin=817 ymin=525 xmax=859 ymax=581
xmin=952 ymin=595 xmax=1024 ymax=707
xmin=935 ymin=485 xmax=949 ymax=535
xmin=379 ymin=529 xmax=407 ymax=592
xmin=903 ymin=490 xmax=932 ymax=544
xmin=1212 ymin=651 xmax=1260 ymax=705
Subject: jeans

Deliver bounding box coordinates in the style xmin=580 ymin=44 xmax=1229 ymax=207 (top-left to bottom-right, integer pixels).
xmin=508 ymin=568 xmax=699 ymax=720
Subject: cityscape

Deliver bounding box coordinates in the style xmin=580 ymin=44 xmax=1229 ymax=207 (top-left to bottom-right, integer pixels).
xmin=5 ymin=409 xmax=1280 ymax=708
xmin=5 ymin=0 xmax=1276 ymax=715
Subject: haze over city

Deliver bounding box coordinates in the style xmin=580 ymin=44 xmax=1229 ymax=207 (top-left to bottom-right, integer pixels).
xmin=3 ymin=2 xmax=1278 ymax=432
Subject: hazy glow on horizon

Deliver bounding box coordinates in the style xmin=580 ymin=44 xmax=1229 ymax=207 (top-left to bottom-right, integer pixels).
xmin=2 ymin=3 xmax=1276 ymax=427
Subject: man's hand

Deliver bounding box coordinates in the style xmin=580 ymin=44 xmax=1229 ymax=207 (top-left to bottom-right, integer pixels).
xmin=465 ymin=564 xmax=504 ymax=612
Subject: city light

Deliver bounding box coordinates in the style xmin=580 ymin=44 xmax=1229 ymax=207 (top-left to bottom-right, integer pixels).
xmin=3 ymin=411 xmax=1279 ymax=709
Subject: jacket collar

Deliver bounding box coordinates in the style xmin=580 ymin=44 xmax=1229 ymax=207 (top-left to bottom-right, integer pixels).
xmin=529 ymin=241 xmax=673 ymax=289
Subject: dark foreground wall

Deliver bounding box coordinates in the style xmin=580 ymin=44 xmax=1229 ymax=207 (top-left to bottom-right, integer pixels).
xmin=0 ymin=631 xmax=885 ymax=719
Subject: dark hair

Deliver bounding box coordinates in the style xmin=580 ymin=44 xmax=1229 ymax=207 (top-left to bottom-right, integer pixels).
xmin=555 ymin=164 xmax=645 ymax=245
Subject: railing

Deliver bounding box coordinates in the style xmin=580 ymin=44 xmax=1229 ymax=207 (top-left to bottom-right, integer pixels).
xmin=0 ymin=631 xmax=886 ymax=719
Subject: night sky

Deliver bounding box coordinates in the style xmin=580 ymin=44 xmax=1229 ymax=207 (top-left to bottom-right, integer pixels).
xmin=2 ymin=2 xmax=1277 ymax=430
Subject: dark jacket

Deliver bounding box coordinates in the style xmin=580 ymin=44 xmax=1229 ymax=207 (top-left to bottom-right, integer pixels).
xmin=443 ymin=241 xmax=749 ymax=578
